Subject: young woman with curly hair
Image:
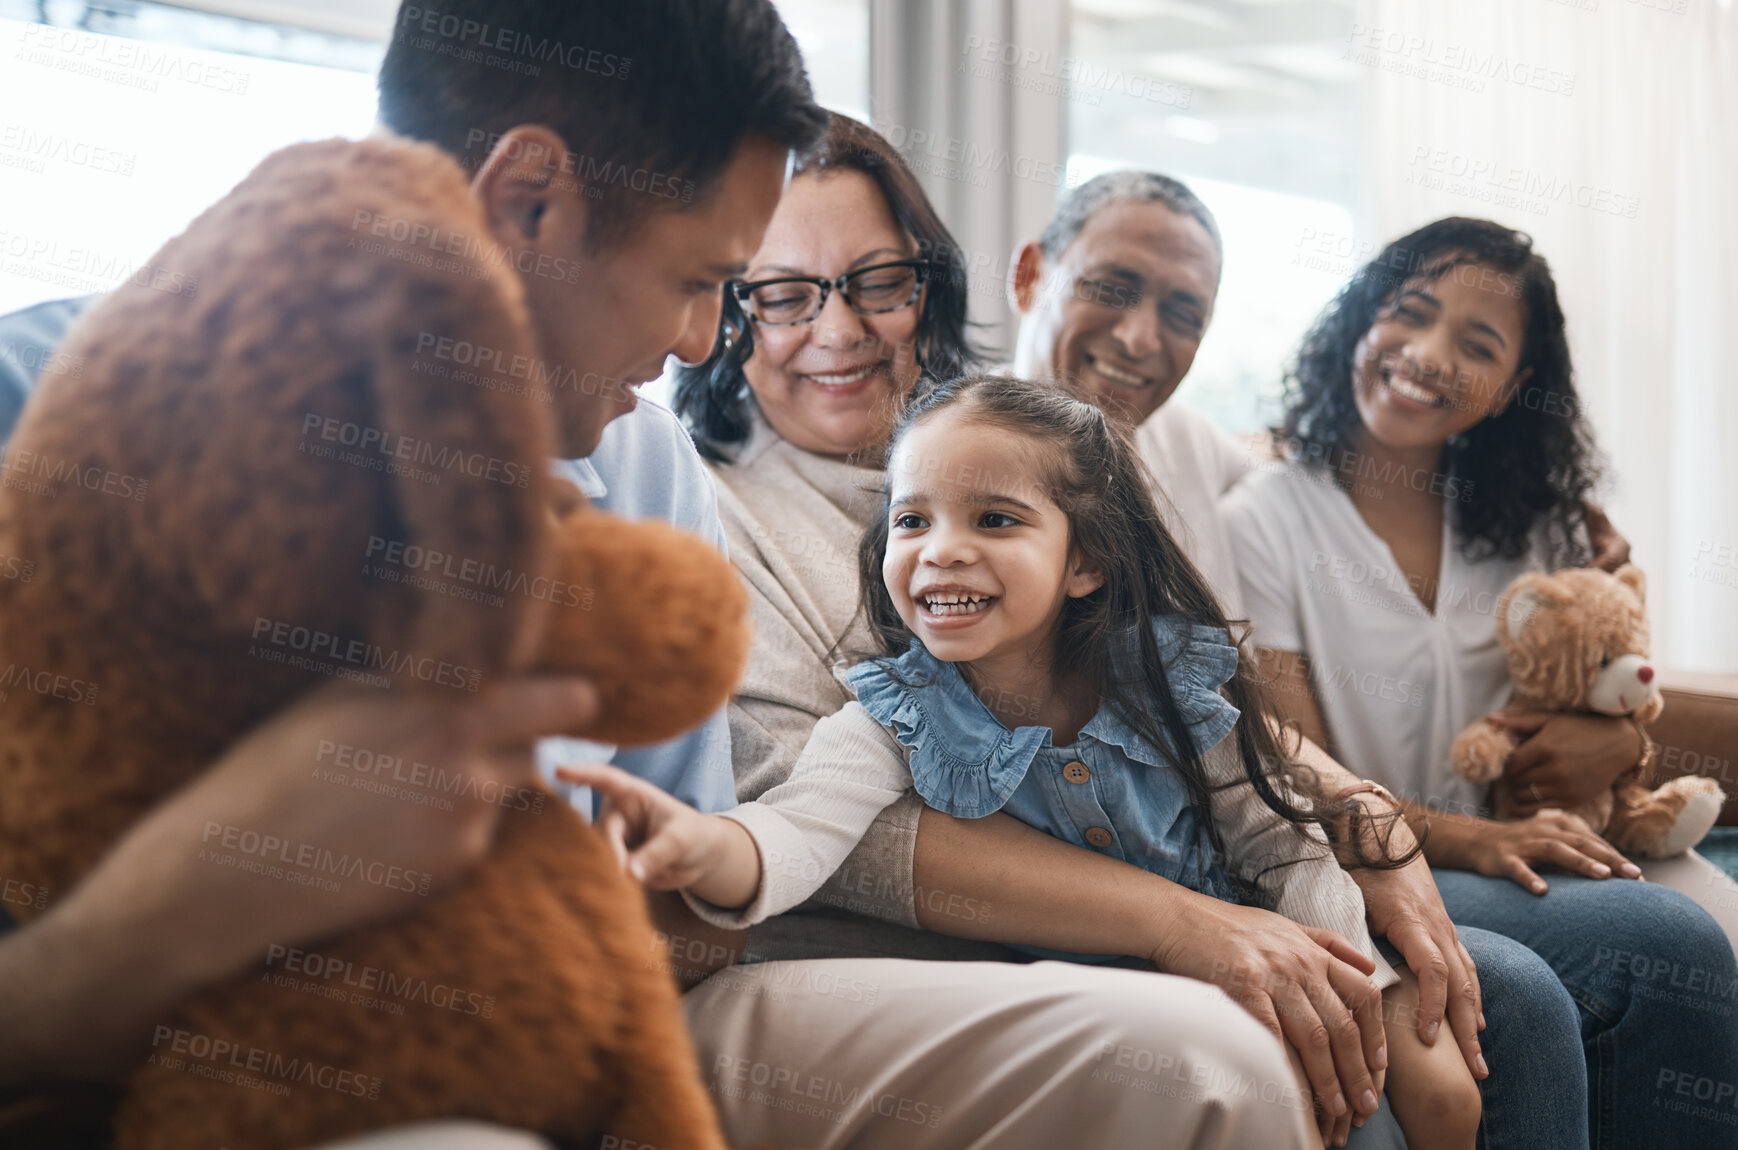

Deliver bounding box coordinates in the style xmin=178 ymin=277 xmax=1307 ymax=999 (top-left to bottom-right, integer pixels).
xmin=1223 ymin=217 xmax=1738 ymax=1149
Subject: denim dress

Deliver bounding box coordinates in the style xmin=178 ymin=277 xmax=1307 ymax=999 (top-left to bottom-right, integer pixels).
xmin=844 ymin=620 xmax=1248 ymax=961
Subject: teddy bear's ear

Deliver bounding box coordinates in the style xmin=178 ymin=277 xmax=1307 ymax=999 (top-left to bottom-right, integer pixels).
xmin=1614 ymin=563 xmax=1647 ymax=604
xmin=1505 ymin=588 xmax=1541 ymax=642
xmin=1502 ymin=573 xmax=1566 ymax=643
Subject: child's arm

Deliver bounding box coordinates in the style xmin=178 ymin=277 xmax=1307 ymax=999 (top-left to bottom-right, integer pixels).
xmin=561 ymin=701 xmax=918 ymax=928
xmin=555 ymin=763 xmax=764 ymax=907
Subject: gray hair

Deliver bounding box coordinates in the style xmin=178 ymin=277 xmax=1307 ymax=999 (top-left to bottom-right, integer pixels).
xmin=1038 ymin=171 xmax=1223 ymax=269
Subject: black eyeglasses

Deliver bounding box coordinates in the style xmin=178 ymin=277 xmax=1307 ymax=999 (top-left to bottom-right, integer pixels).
xmin=731 ymin=259 xmax=930 ymax=326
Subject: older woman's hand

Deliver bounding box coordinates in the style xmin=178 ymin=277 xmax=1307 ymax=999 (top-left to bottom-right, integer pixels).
xmin=1149 ymin=893 xmax=1387 ymax=1141
xmin=1351 ymin=855 xmax=1488 ymax=1083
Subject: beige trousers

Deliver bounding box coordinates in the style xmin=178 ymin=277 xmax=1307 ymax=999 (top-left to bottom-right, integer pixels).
xmin=313 ymin=1123 xmax=552 ymax=1150
xmin=682 ymin=958 xmax=1316 ymax=1150
xmin=318 ymin=959 xmax=1315 ymax=1150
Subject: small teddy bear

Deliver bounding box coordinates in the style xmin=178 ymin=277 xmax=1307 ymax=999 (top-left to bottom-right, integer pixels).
xmin=1451 ymin=565 xmax=1724 ymax=858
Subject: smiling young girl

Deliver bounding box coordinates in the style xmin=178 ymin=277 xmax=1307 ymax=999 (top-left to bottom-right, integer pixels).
xmin=569 ymin=374 xmax=1486 ymax=1150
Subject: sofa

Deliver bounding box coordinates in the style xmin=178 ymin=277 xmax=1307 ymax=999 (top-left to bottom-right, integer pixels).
xmin=1652 ymin=672 xmax=1738 ymax=826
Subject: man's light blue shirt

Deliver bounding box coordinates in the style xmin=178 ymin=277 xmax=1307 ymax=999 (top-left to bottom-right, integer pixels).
xmin=541 ymin=398 xmax=737 ymax=815
xmin=0 ymin=295 xmax=736 ymax=817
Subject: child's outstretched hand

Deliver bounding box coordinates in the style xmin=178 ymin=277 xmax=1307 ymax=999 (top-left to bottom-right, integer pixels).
xmin=554 ymin=764 xmax=761 ymax=909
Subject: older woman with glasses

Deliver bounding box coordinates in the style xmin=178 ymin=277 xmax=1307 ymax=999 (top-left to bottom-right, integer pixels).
xmin=673 ymin=115 xmax=985 ymax=943
xmin=677 ymin=129 xmax=973 ymax=465
xmin=672 ymin=113 xmax=984 ymax=926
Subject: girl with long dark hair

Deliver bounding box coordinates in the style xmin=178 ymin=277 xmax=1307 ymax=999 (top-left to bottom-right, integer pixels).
xmin=571 ymin=374 xmax=1482 ymax=1150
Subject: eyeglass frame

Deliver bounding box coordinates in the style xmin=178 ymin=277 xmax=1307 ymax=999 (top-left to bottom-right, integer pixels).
xmin=729 ymin=258 xmax=932 ymax=327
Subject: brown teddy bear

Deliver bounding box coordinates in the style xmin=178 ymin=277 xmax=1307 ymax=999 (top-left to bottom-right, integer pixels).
xmin=0 ymin=137 xmax=755 ymax=1150
xmin=1451 ymin=565 xmax=1723 ymax=859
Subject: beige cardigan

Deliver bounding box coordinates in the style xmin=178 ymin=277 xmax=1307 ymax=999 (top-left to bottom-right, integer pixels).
xmin=709 ymin=411 xmax=931 ymax=935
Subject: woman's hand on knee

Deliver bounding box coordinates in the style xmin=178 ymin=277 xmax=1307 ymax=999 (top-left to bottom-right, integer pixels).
xmin=1149 ymin=897 xmax=1387 ymax=1136
xmin=1353 ymin=857 xmax=1487 ymax=1080
xmin=1466 ymin=809 xmax=1642 ymax=895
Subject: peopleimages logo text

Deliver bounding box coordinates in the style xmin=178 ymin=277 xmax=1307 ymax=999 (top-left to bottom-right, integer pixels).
xmin=250 ymin=616 xmax=483 ymax=692
xmin=300 ymin=412 xmax=535 ymax=489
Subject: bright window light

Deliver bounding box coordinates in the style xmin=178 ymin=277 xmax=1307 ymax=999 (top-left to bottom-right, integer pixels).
xmin=772 ymin=0 xmax=870 ymax=123
xmin=0 ymin=2 xmax=873 ymax=406
xmin=0 ymin=15 xmax=378 ymax=314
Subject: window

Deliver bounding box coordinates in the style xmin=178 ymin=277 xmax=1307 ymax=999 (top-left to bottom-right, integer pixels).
xmin=2 ymin=0 xmax=877 ymax=404
xmin=0 ymin=0 xmax=381 ymax=314
xmin=1066 ymin=0 xmax=1362 ymax=432
xmin=774 ymin=0 xmax=870 ymax=121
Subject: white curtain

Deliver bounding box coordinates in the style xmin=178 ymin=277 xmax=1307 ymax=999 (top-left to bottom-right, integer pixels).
xmin=871 ymin=0 xmax=1067 ymax=356
xmin=1361 ymin=0 xmax=1738 ymax=672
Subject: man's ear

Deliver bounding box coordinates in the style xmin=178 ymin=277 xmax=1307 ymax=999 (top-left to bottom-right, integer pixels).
xmin=471 ymin=124 xmax=584 ymax=249
xmin=1065 ymin=551 xmax=1105 ymax=599
xmin=1010 ymin=241 xmax=1047 ymax=314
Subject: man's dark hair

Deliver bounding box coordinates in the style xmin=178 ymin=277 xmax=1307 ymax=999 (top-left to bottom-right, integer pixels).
xmin=377 ymin=0 xmax=827 ymax=245
xmin=1039 ymin=170 xmax=1222 ymax=274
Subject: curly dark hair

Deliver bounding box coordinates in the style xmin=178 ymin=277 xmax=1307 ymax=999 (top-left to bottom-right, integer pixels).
xmin=672 ymin=112 xmax=985 ymax=462
xmin=856 ymin=374 xmax=1419 ymax=888
xmin=1281 ymin=217 xmax=1603 ymax=564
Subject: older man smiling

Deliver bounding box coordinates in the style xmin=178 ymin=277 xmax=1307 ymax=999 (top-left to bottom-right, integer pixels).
xmin=1009 ymin=172 xmax=1249 ymax=612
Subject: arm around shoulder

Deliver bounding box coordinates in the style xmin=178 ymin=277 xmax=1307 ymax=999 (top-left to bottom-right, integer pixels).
xmin=1199 ymin=735 xmax=1398 ymax=988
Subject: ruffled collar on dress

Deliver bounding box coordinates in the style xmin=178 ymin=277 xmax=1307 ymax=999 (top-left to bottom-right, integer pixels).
xmin=844 ymin=620 xmax=1242 ymax=818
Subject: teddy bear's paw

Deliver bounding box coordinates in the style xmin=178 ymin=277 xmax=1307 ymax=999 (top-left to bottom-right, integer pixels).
xmin=536 ymin=513 xmax=749 ymax=747
xmin=1651 ymin=777 xmax=1726 ymax=858
xmin=1450 ymin=725 xmax=1510 ymax=783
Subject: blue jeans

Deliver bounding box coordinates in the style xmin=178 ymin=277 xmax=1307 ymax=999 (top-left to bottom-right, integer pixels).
xmin=1436 ymin=868 xmax=1738 ymax=1150
xmin=1456 ymin=924 xmax=1587 ymax=1149
xmin=1344 ymin=924 xmax=1586 ymax=1150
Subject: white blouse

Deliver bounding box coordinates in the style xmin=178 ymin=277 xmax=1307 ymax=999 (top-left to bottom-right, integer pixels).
xmin=1222 ymin=460 xmax=1545 ymax=817
xmin=1131 ymin=400 xmax=1254 ymax=620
